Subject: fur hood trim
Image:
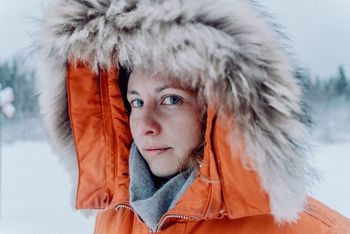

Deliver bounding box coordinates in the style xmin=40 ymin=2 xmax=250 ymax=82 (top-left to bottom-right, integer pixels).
xmin=37 ymin=0 xmax=316 ymax=223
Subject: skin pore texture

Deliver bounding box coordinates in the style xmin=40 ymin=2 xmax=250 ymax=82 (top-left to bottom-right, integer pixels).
xmin=127 ymin=69 xmax=203 ymax=178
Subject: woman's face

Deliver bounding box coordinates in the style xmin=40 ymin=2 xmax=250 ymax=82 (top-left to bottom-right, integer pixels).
xmin=127 ymin=70 xmax=203 ymax=177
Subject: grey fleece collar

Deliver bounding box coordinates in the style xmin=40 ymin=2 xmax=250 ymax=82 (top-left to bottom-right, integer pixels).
xmin=129 ymin=142 xmax=197 ymax=232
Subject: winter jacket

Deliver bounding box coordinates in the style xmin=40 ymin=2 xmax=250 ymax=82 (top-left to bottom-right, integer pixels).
xmin=37 ymin=0 xmax=350 ymax=233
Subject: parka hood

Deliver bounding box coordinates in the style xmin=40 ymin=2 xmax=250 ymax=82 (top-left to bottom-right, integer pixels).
xmin=37 ymin=0 xmax=316 ymax=223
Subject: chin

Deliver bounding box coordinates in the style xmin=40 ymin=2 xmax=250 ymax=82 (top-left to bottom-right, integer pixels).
xmin=151 ymin=168 xmax=177 ymax=178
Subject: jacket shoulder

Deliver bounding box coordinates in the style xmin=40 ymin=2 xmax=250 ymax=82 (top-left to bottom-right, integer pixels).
xmin=95 ymin=208 xmax=135 ymax=234
xmin=304 ymin=197 xmax=350 ymax=234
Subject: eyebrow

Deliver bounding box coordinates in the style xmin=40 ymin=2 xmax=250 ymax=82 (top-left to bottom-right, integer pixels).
xmin=155 ymin=85 xmax=174 ymax=93
xmin=127 ymin=90 xmax=140 ymax=95
xmin=127 ymin=85 xmax=185 ymax=96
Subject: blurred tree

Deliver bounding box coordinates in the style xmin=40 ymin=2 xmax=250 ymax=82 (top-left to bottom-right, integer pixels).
xmin=0 ymin=57 xmax=39 ymax=121
xmin=335 ymin=65 xmax=347 ymax=95
xmin=0 ymin=56 xmax=44 ymax=142
xmin=0 ymin=56 xmax=39 ymax=124
xmin=0 ymin=62 xmax=12 ymax=87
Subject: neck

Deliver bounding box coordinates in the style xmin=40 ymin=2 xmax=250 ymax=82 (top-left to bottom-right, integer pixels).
xmin=151 ymin=173 xmax=178 ymax=189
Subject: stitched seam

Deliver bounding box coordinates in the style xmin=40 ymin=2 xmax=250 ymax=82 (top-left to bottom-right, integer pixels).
xmin=304 ymin=208 xmax=333 ymax=228
xmin=99 ymin=68 xmax=110 ymax=206
xmin=327 ymin=222 xmax=340 ymax=234
xmin=66 ymin=62 xmax=82 ymax=208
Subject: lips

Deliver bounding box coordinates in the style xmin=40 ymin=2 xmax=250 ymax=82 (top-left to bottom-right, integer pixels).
xmin=143 ymin=147 xmax=171 ymax=157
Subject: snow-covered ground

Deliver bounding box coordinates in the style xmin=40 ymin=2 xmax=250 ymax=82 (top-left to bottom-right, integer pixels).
xmin=0 ymin=140 xmax=349 ymax=234
xmin=0 ymin=141 xmax=95 ymax=234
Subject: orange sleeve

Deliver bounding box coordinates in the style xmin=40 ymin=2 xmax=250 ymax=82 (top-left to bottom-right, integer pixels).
xmin=67 ymin=61 xmax=132 ymax=209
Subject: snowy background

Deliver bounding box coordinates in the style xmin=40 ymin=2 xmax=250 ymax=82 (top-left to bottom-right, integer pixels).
xmin=0 ymin=142 xmax=95 ymax=234
xmin=1 ymin=0 xmax=350 ymax=234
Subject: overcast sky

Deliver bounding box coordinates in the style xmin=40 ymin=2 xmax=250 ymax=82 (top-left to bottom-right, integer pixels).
xmin=0 ymin=0 xmax=349 ymax=79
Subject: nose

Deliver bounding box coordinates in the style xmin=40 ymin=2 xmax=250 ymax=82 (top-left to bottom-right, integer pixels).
xmin=136 ymin=108 xmax=161 ymax=136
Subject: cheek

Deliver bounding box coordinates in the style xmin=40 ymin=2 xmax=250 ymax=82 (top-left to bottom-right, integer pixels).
xmin=129 ymin=115 xmax=139 ymax=141
xmin=187 ymin=116 xmax=203 ymax=144
xmin=170 ymin=112 xmax=203 ymax=150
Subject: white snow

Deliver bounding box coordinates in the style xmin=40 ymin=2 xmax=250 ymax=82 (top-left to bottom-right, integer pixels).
xmin=0 ymin=140 xmax=349 ymax=234
xmin=0 ymin=87 xmax=16 ymax=118
xmin=0 ymin=87 xmax=14 ymax=106
xmin=1 ymin=104 xmax=16 ymax=119
xmin=0 ymin=141 xmax=95 ymax=234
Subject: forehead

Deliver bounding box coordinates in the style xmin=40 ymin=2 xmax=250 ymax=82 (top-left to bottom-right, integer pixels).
xmin=128 ymin=69 xmax=192 ymax=91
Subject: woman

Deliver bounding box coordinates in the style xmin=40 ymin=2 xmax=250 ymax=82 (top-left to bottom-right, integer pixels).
xmin=37 ymin=0 xmax=350 ymax=233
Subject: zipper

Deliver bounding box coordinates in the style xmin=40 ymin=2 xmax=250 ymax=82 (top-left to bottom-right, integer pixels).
xmin=115 ymin=204 xmax=200 ymax=233
xmin=156 ymin=214 xmax=199 ymax=232
xmin=115 ymin=204 xmax=154 ymax=233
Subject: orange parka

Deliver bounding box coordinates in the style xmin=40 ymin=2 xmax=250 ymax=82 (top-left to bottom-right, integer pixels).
xmin=38 ymin=0 xmax=350 ymax=233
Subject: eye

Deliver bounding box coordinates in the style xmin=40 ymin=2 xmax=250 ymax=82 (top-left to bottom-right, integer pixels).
xmin=162 ymin=95 xmax=182 ymax=105
xmin=130 ymin=99 xmax=144 ymax=108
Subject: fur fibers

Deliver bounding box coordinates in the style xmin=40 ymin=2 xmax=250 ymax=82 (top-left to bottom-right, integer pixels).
xmin=37 ymin=0 xmax=316 ymax=223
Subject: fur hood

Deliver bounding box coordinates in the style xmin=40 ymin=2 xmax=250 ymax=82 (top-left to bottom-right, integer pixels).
xmin=37 ymin=0 xmax=315 ymax=223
